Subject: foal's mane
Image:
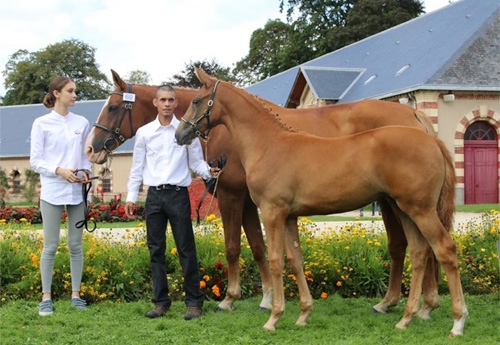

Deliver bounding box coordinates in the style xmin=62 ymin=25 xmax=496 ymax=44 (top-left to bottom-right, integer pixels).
xmin=243 ymin=90 xmax=300 ymax=134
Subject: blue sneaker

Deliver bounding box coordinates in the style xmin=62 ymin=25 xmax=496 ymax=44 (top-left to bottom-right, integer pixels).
xmin=71 ymin=297 xmax=87 ymax=310
xmin=39 ymin=299 xmax=53 ymax=316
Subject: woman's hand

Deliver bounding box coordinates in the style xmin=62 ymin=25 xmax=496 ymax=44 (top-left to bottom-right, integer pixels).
xmin=56 ymin=167 xmax=81 ymax=183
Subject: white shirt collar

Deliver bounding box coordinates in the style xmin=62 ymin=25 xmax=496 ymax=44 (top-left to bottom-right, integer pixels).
xmin=153 ymin=114 xmax=179 ymax=130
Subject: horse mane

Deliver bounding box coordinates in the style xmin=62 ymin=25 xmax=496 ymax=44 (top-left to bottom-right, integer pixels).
xmin=250 ymin=93 xmax=301 ymax=133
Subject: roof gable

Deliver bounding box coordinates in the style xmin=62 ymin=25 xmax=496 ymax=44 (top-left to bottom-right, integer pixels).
xmin=288 ymin=67 xmax=364 ymax=106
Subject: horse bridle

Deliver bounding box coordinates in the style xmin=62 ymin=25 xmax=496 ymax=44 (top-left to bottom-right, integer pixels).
xmin=180 ymin=81 xmax=220 ymax=140
xmin=93 ymin=83 xmax=135 ymax=153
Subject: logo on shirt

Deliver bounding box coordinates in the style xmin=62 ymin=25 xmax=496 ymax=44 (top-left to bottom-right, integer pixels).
xmin=74 ymin=130 xmax=81 ymax=135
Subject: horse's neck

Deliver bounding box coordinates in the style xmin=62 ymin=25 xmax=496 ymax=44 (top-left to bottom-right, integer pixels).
xmin=220 ymin=85 xmax=289 ymax=167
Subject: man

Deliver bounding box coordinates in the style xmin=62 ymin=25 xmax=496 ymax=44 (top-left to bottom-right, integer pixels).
xmin=124 ymin=85 xmax=219 ymax=320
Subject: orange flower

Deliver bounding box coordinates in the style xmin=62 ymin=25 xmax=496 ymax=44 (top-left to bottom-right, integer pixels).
xmin=203 ymin=275 xmax=210 ymax=281
xmin=29 ymin=253 xmax=39 ymax=268
xmin=320 ymin=292 xmax=328 ymax=299
xmin=212 ymin=285 xmax=220 ymax=297
xmin=199 ymin=281 xmax=206 ymax=289
xmin=336 ymin=281 xmax=342 ymax=287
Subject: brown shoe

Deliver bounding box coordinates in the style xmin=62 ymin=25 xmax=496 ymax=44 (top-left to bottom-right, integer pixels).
xmin=145 ymin=304 xmax=169 ymax=318
xmin=183 ymin=306 xmax=202 ymax=320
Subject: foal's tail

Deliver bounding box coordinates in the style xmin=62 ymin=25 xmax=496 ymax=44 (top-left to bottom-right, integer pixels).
xmin=430 ymin=138 xmax=456 ymax=282
xmin=436 ymin=138 xmax=456 ymax=233
xmin=414 ymin=110 xmax=437 ymax=136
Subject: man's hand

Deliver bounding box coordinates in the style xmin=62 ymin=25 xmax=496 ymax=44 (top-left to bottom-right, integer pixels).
xmin=125 ymin=201 xmax=136 ymax=219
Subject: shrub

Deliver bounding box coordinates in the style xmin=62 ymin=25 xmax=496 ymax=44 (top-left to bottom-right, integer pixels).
xmin=0 ymin=211 xmax=498 ymax=305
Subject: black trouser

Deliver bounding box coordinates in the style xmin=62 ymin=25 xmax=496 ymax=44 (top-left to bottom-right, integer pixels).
xmin=145 ymin=185 xmax=204 ymax=308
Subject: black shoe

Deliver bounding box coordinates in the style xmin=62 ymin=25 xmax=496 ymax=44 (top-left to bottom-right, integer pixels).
xmin=183 ymin=306 xmax=202 ymax=320
xmin=145 ymin=304 xmax=169 ymax=318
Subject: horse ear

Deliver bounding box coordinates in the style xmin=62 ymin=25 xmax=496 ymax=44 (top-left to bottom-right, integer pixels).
xmin=111 ymin=69 xmax=127 ymax=92
xmin=194 ymin=68 xmax=214 ymax=89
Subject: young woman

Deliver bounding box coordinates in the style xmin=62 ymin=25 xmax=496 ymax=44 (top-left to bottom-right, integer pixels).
xmin=30 ymin=76 xmax=92 ymax=316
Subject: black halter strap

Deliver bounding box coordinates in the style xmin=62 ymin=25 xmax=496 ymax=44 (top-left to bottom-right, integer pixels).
xmin=180 ymin=81 xmax=220 ymax=140
xmin=93 ymin=83 xmax=135 ymax=152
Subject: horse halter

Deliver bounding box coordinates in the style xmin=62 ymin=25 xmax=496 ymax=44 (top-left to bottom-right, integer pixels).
xmin=93 ymin=83 xmax=135 ymax=153
xmin=181 ymin=81 xmax=220 ymax=141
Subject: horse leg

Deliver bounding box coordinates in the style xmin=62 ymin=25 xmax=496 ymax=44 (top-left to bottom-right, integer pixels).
xmin=372 ymin=198 xmax=406 ymax=313
xmin=284 ymin=217 xmax=313 ymax=326
xmin=393 ymin=214 xmax=430 ymax=330
xmin=241 ymin=197 xmax=273 ymax=310
xmin=260 ymin=207 xmax=288 ymax=332
xmin=412 ymin=214 xmax=468 ymax=337
xmin=216 ymin=188 xmax=245 ymax=311
xmin=373 ymin=199 xmax=440 ymax=317
xmin=417 ymin=253 xmax=440 ymax=320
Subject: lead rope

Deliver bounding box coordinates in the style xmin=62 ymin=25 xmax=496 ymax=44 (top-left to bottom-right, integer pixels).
xmin=195 ymin=137 xmax=226 ymax=226
xmin=74 ymin=169 xmax=98 ymax=232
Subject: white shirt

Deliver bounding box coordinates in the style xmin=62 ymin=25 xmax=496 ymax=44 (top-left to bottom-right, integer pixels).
xmin=30 ymin=110 xmax=92 ymax=205
xmin=126 ymin=116 xmax=211 ymax=203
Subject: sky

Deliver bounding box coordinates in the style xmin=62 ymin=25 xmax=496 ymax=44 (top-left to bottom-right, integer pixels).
xmin=0 ymin=0 xmax=453 ymax=97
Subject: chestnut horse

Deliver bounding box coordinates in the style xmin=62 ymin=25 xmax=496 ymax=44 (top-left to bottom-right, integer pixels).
xmin=87 ymin=70 xmax=441 ymax=316
xmin=174 ymin=68 xmax=468 ymax=337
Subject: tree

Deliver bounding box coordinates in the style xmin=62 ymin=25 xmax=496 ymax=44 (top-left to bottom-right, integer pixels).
xmin=124 ymin=70 xmax=151 ymax=84
xmin=233 ymin=19 xmax=315 ymax=85
xmin=2 ymin=39 xmax=110 ymax=105
xmin=166 ymin=59 xmax=235 ymax=88
xmin=279 ymin=0 xmax=357 ymax=56
xmin=327 ymin=0 xmax=424 ymax=51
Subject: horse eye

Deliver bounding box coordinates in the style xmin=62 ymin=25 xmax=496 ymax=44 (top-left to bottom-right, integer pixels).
xmin=108 ymin=105 xmax=119 ymax=113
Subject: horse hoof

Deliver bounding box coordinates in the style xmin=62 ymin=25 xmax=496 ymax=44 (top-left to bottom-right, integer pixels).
xmin=216 ymin=306 xmax=234 ymax=312
xmin=257 ymin=307 xmax=269 ymax=312
xmin=263 ymin=324 xmax=275 ymax=332
xmin=371 ymin=307 xmax=383 ymax=314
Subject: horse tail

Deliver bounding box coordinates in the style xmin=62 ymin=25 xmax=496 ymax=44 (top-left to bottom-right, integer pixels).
xmin=428 ymin=138 xmax=456 ymax=282
xmin=414 ymin=110 xmax=437 ymax=136
xmin=436 ymin=138 xmax=456 ymax=233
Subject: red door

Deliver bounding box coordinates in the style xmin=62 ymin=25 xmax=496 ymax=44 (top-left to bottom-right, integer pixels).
xmin=464 ymin=122 xmax=498 ymax=204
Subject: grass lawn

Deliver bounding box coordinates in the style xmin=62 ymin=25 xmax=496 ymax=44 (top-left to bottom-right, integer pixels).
xmin=1 ymin=294 xmax=498 ymax=345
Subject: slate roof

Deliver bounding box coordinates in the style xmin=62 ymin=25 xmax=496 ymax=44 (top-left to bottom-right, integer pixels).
xmin=246 ymin=0 xmax=500 ymax=106
xmin=0 ymin=100 xmax=136 ymax=158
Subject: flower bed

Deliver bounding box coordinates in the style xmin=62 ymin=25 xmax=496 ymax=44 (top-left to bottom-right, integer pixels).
xmin=0 ymin=177 xmax=219 ymax=224
xmin=0 ymin=211 xmax=498 ymax=304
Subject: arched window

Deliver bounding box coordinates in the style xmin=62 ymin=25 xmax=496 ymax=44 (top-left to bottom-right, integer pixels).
xmin=464 ymin=121 xmax=496 ymax=141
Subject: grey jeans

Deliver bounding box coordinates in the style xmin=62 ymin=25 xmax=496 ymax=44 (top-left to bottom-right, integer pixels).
xmin=40 ymin=200 xmax=85 ymax=294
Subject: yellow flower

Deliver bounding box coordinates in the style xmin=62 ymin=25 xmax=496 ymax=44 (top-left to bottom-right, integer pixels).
xmin=336 ymin=281 xmax=342 ymax=287
xmin=171 ymin=247 xmax=177 ymax=255
xmin=320 ymin=292 xmax=328 ymax=299
xmin=344 ymin=246 xmax=350 ymax=251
